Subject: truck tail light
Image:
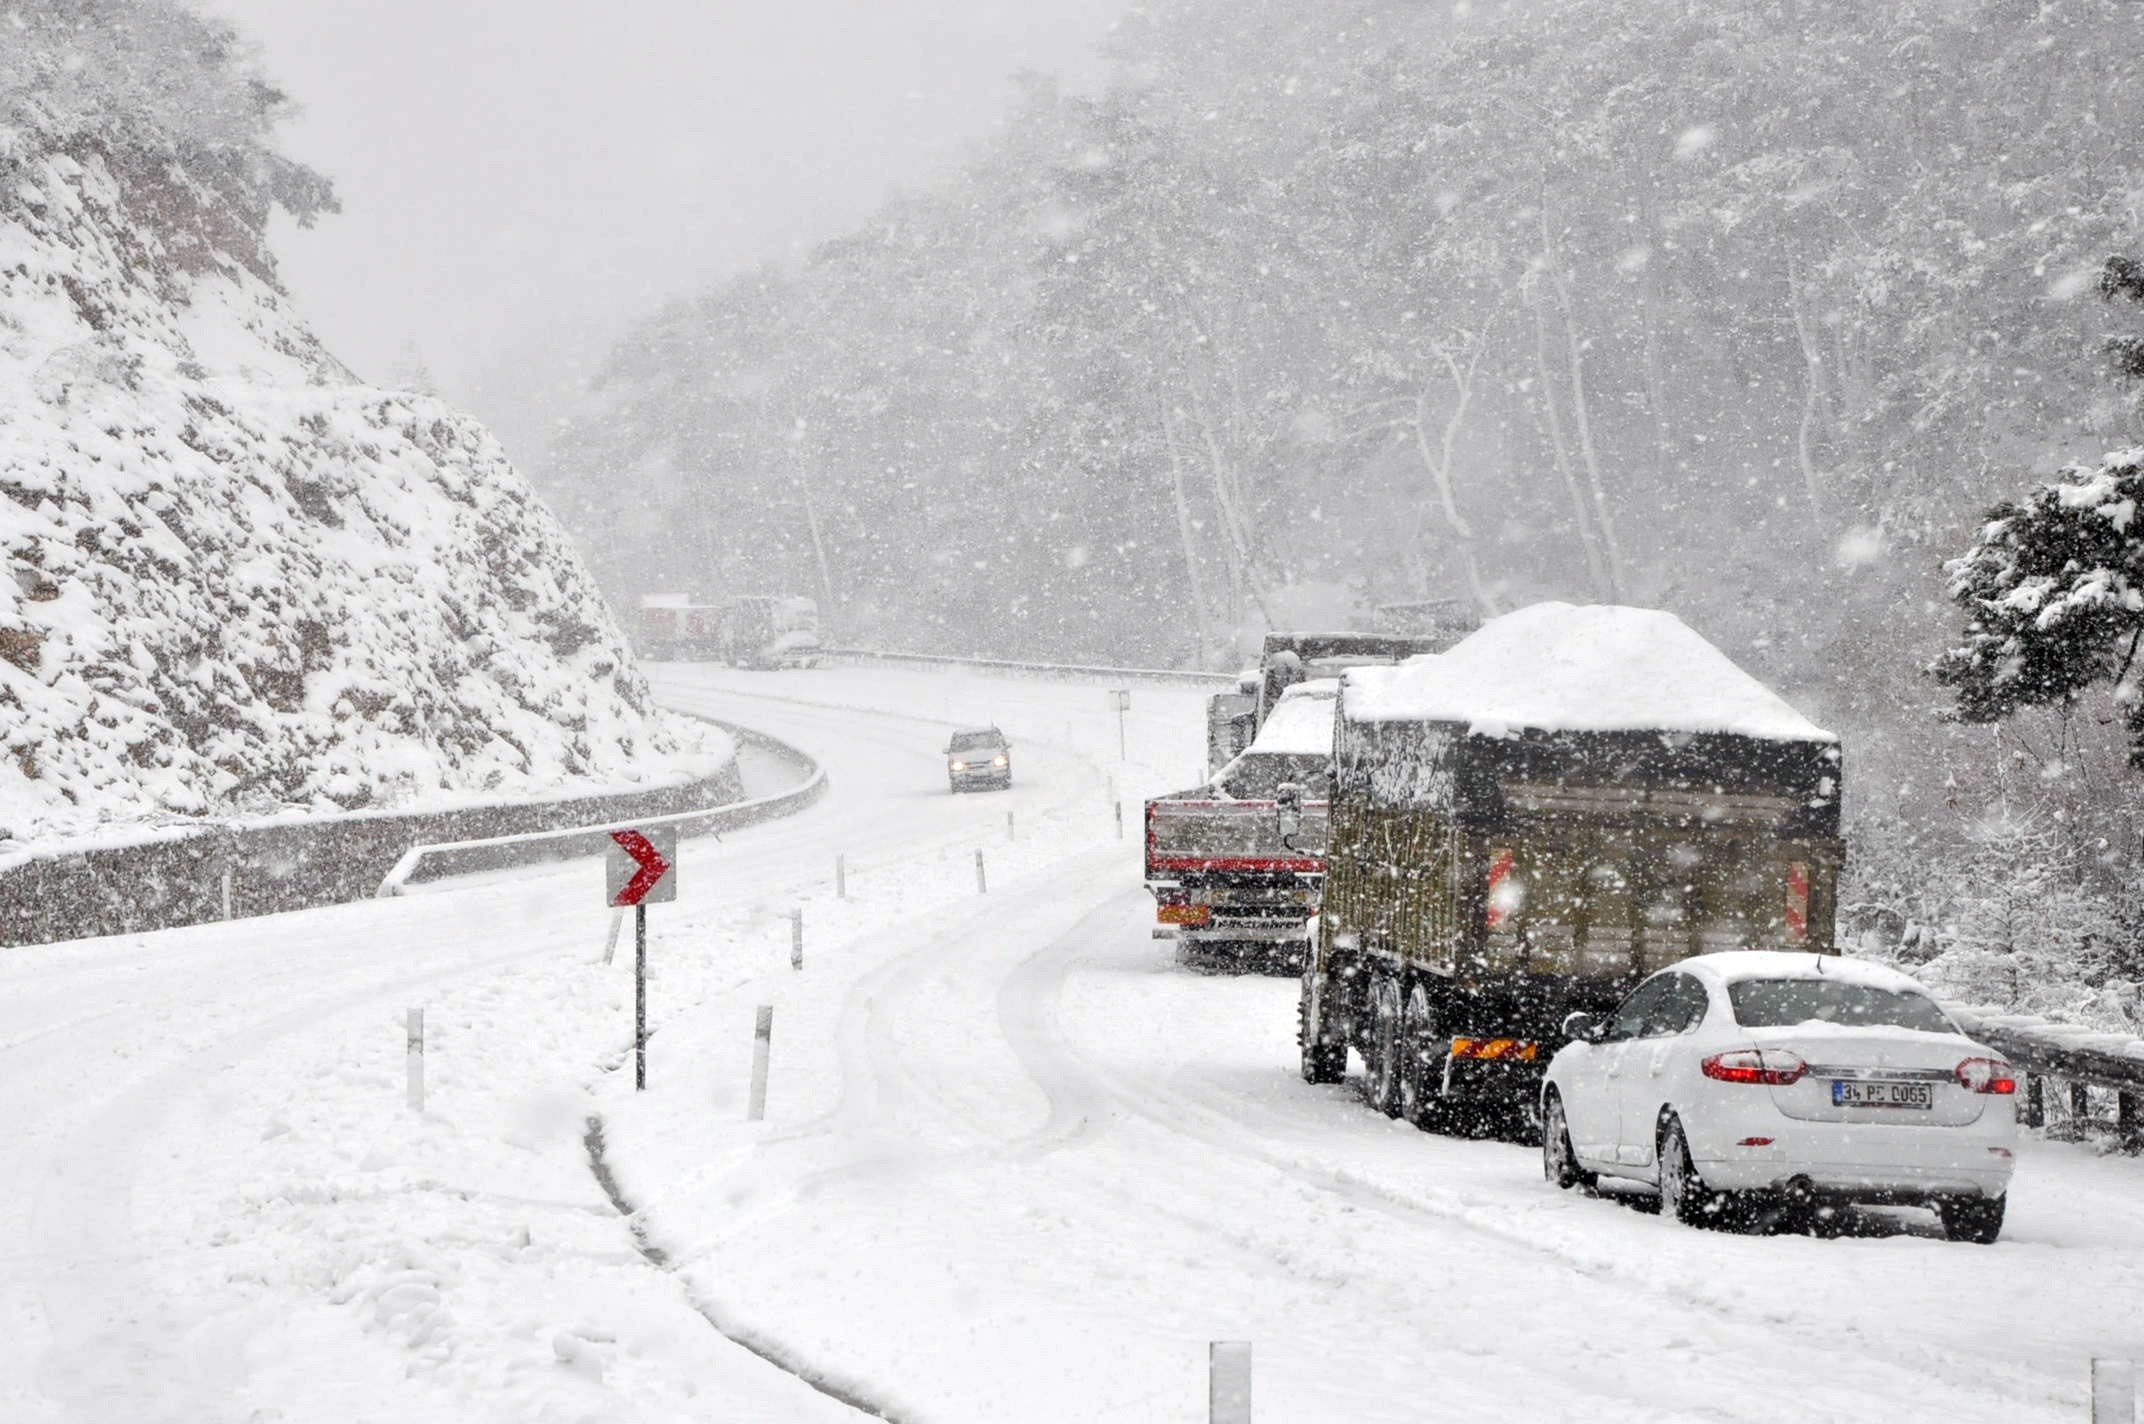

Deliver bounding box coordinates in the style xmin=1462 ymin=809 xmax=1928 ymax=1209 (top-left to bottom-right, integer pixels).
xmin=1485 ymin=847 xmax=1518 ymax=930
xmin=1701 ymin=1049 xmax=1807 ymax=1086
xmin=1955 ymin=1058 xmax=2016 ymax=1095
xmin=1784 ymin=861 xmax=1810 ymax=943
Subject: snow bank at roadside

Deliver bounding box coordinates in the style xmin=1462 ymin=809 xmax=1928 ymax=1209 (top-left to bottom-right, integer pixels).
xmin=0 ymin=140 xmax=722 ymax=844
xmin=1343 ymin=602 xmax=1834 ymax=742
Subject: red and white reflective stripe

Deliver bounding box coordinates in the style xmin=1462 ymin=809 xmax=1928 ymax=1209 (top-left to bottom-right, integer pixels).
xmin=1146 ymin=856 xmax=1323 ymax=874
xmin=1485 ymin=847 xmax=1515 ymax=930
xmin=1784 ymin=860 xmax=1810 ymax=942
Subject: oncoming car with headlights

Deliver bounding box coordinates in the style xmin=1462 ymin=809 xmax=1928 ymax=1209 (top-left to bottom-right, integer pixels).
xmin=945 ymin=727 xmax=1012 ymax=792
xmin=1541 ymin=951 xmax=2017 ymax=1242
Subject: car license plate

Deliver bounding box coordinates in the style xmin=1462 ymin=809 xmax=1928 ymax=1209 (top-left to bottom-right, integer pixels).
xmin=1833 ymin=1079 xmax=1933 ymax=1110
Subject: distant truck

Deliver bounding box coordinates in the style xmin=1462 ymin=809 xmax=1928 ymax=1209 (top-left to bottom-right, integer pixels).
xmin=720 ymin=594 xmax=821 ymax=669
xmin=1203 ymin=628 xmax=1464 ymax=780
xmin=1296 ymin=603 xmax=1844 ymax=1138
xmin=1204 ymin=672 xmax=1260 ymax=778
xmin=636 ymin=593 xmax=821 ymax=668
xmin=1147 ymin=680 xmax=1339 ymax=968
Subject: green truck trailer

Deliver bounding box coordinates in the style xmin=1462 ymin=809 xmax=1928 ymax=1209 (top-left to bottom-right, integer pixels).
xmin=1295 ymin=603 xmax=1844 ymax=1136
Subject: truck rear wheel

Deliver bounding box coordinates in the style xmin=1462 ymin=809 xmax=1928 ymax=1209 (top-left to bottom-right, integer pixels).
xmin=1397 ymin=984 xmax=1444 ymax=1130
xmin=1297 ymin=965 xmax=1346 ymax=1084
xmin=1364 ymin=972 xmax=1403 ymax=1117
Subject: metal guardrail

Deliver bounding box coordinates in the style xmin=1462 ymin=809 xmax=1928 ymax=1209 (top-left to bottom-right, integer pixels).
xmin=0 ymin=740 xmax=745 ymax=949
xmin=1948 ymin=1003 xmax=2144 ymax=1144
xmin=377 ymin=719 xmax=825 ymax=894
xmin=822 ymin=647 xmax=1236 ymax=689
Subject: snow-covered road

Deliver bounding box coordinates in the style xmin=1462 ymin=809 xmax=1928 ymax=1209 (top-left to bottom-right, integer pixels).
xmin=2 ymin=662 xmax=2140 ymax=1422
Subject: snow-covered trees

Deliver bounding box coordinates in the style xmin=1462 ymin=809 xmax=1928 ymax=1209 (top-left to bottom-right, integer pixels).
xmin=0 ymin=0 xmax=338 ymax=266
xmin=1935 ymin=257 xmax=2144 ymax=763
xmin=550 ymin=0 xmax=2144 ymax=676
xmin=1933 ymin=447 xmax=2144 ymax=762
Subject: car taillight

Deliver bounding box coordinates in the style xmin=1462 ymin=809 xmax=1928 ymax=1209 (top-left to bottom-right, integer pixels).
xmin=1955 ymin=1058 xmax=2017 ymax=1095
xmin=1700 ymin=1049 xmax=1807 ymax=1086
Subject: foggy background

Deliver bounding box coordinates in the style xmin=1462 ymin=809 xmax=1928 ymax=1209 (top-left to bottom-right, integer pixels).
xmin=164 ymin=0 xmax=2144 ymax=1027
xmin=211 ymin=0 xmax=1127 ymax=462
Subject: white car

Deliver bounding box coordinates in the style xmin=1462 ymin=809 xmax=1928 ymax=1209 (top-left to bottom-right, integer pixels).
xmin=1540 ymin=951 xmax=2017 ymax=1242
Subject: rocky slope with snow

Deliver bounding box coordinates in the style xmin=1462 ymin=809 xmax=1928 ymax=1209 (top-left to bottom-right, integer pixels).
xmin=0 ymin=118 xmax=722 ymax=844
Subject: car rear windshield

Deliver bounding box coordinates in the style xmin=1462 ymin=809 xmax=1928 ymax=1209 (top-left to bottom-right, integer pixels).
xmin=1727 ymin=978 xmax=1954 ymax=1034
xmin=949 ymin=732 xmax=1004 ymax=752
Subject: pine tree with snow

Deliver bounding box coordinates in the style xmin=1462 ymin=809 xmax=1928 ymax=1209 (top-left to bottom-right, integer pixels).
xmin=1934 ymin=255 xmax=2144 ymax=762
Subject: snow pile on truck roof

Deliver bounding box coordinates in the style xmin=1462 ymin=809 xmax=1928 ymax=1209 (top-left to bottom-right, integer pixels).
xmin=1342 ymin=603 xmax=1835 ymax=743
xmin=1245 ymin=679 xmax=1338 ymax=757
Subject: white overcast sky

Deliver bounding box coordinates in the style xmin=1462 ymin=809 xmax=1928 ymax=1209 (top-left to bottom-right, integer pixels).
xmin=210 ymin=0 xmax=1125 ymax=458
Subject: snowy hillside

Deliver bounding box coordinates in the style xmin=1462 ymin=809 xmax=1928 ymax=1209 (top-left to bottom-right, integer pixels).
xmin=0 ymin=128 xmax=722 ymax=842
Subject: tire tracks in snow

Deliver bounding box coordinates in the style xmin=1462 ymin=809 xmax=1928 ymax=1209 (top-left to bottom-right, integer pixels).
xmin=581 ymin=1115 xmax=905 ymax=1423
xmin=23 ymin=940 xmax=591 ymax=1423
xmin=993 ymin=896 xmax=2056 ymax=1423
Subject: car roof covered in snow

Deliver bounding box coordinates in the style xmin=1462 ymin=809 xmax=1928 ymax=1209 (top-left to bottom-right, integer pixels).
xmin=1246 ymin=679 xmax=1339 ymax=757
xmin=1674 ymin=951 xmax=1932 ymax=995
xmin=1340 ymin=602 xmax=1835 ymax=743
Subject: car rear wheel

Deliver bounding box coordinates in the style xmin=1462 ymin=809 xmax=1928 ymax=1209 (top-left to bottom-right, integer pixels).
xmin=1657 ymin=1115 xmax=1719 ymax=1227
xmin=1937 ymin=1195 xmax=2005 ymax=1245
xmin=1364 ymin=972 xmax=1403 ymax=1117
xmin=1542 ymin=1091 xmax=1596 ymax=1193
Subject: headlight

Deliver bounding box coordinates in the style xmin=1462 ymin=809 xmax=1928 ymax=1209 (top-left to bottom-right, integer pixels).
xmin=992 ymin=755 xmax=1008 ymax=767
xmin=950 ymin=760 xmax=967 ymax=771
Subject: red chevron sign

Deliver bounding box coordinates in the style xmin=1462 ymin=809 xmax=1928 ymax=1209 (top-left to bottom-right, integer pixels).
xmin=606 ymin=827 xmax=677 ymax=907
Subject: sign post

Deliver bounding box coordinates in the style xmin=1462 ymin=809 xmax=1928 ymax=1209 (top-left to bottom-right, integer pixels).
xmin=1109 ymin=689 xmax=1131 ymax=760
xmin=606 ymin=827 xmax=678 ymax=1091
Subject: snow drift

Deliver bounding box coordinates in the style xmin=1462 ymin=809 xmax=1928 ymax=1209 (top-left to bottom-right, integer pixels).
xmin=0 ymin=128 xmax=723 ymax=843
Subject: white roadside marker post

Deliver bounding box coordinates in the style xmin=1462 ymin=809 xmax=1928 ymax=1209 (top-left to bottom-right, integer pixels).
xmin=220 ymin=864 xmax=234 ymax=921
xmin=2094 ymin=1359 xmax=2138 ymax=1424
xmin=790 ymin=908 xmax=804 ymax=970
xmin=1109 ymin=689 xmax=1131 ymax=760
xmin=602 ymin=907 xmax=626 ymax=966
xmin=1115 ymin=800 xmax=1124 ymax=841
xmin=1007 ymin=810 xmax=1016 ymax=843
xmin=1209 ymin=1341 xmax=1251 ymax=1424
xmin=747 ymin=1006 xmax=774 ymax=1121
xmin=975 ymin=849 xmax=987 ymax=894
xmin=835 ymin=852 xmax=847 ymax=899
xmin=405 ymin=1008 xmax=425 ymax=1112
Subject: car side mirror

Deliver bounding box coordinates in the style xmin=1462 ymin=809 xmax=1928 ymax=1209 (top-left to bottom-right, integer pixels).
xmin=1562 ymin=1011 xmax=1600 ymax=1044
xmin=1274 ymin=781 xmax=1304 ymax=842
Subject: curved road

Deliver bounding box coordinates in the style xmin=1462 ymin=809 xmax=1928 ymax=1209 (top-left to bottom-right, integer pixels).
xmin=2 ymin=663 xmax=2138 ymax=1423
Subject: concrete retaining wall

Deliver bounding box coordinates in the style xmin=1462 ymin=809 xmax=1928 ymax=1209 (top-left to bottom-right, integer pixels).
xmin=0 ymin=745 xmax=746 ymax=948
